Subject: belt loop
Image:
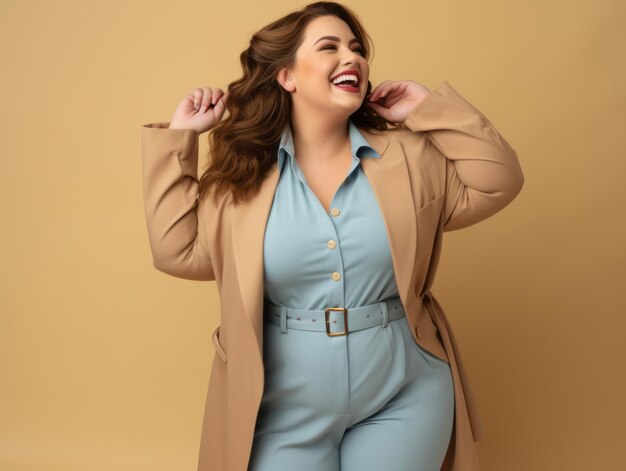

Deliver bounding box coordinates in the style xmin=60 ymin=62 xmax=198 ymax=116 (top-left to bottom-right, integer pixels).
xmin=280 ymin=307 xmax=288 ymax=333
xmin=380 ymin=300 xmax=389 ymax=328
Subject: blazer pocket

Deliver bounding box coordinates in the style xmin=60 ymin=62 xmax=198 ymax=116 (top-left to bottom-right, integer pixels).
xmin=212 ymin=325 xmax=228 ymax=362
xmin=414 ymin=195 xmax=444 ymax=249
xmin=413 ymin=195 xmax=445 ymax=298
xmin=415 ymin=194 xmax=444 ymax=217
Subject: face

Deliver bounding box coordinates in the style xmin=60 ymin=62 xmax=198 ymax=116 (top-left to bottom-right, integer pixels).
xmin=277 ymin=15 xmax=369 ymax=117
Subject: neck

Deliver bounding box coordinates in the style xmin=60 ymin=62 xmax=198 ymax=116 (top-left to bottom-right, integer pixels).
xmin=289 ymin=110 xmax=351 ymax=162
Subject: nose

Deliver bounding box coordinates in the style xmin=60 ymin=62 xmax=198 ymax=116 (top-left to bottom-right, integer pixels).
xmin=340 ymin=46 xmax=361 ymax=64
xmin=342 ymin=51 xmax=359 ymax=64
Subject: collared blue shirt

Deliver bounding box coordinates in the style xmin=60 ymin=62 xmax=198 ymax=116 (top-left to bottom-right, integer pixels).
xmin=263 ymin=119 xmax=399 ymax=310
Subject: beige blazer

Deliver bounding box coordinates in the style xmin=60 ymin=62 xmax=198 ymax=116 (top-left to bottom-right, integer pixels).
xmin=141 ymin=80 xmax=524 ymax=471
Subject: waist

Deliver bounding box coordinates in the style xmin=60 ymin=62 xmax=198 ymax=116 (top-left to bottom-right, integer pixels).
xmin=263 ymin=296 xmax=405 ymax=336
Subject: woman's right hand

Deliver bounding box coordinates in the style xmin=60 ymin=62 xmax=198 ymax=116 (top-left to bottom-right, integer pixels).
xmin=169 ymin=86 xmax=228 ymax=133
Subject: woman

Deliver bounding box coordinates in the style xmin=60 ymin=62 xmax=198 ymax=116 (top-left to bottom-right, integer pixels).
xmin=141 ymin=2 xmax=524 ymax=470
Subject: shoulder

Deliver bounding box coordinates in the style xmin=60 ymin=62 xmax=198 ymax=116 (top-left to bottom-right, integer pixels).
xmin=375 ymin=124 xmax=446 ymax=194
xmin=360 ymin=123 xmax=428 ymax=148
xmin=364 ymin=123 xmax=436 ymax=163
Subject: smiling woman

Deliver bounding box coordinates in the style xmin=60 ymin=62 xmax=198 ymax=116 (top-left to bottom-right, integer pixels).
xmin=318 ymin=35 xmax=365 ymax=92
xmin=194 ymin=2 xmax=389 ymax=207
xmin=141 ymin=1 xmax=524 ymax=471
xmin=274 ymin=15 xmax=371 ymax=140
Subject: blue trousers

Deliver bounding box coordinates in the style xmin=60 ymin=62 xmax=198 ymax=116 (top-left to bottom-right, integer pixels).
xmin=248 ymin=302 xmax=454 ymax=471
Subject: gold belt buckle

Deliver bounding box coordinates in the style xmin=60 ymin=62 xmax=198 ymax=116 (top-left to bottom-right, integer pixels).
xmin=325 ymin=307 xmax=348 ymax=336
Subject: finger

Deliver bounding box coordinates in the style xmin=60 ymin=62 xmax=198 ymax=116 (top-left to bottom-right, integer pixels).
xmin=369 ymin=90 xmax=390 ymax=103
xmin=369 ymin=87 xmax=390 ymax=102
xmin=192 ymin=89 xmax=202 ymax=110
xmin=200 ymin=87 xmax=215 ymax=112
xmin=376 ymin=83 xmax=398 ymax=99
xmin=214 ymin=95 xmax=226 ymax=116
xmin=210 ymin=89 xmax=225 ymax=106
xmin=193 ymin=88 xmax=210 ymax=110
xmin=200 ymin=88 xmax=225 ymax=113
xmin=368 ymin=80 xmax=392 ymax=101
xmin=372 ymin=81 xmax=404 ymax=101
xmin=384 ymin=88 xmax=409 ymax=108
xmin=185 ymin=94 xmax=195 ymax=109
xmin=366 ymin=101 xmax=385 ymax=117
xmin=200 ymin=89 xmax=213 ymax=113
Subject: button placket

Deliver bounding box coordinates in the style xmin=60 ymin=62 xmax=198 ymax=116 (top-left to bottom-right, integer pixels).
xmin=325 ymin=182 xmax=347 ymax=308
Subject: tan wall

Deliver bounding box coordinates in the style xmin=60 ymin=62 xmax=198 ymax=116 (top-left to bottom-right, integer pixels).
xmin=1 ymin=0 xmax=624 ymax=469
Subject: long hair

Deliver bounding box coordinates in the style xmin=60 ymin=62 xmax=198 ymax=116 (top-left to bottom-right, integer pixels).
xmin=198 ymin=1 xmax=394 ymax=206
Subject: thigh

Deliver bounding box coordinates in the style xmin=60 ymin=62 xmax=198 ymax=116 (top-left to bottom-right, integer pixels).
xmin=248 ymin=432 xmax=340 ymax=471
xmin=339 ymin=318 xmax=455 ymax=471
xmin=248 ymin=321 xmax=344 ymax=471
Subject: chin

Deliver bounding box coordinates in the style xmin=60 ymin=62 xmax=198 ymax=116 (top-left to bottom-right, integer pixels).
xmin=331 ymin=104 xmax=360 ymax=116
xmin=321 ymin=93 xmax=361 ymax=112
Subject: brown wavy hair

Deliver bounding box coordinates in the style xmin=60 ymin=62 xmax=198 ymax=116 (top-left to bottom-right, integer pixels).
xmin=198 ymin=1 xmax=394 ymax=206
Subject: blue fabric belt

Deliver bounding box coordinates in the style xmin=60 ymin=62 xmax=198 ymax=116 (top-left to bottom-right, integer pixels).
xmin=263 ymin=295 xmax=406 ymax=336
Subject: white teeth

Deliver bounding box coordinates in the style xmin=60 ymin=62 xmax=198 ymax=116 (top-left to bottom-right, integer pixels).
xmin=331 ymin=74 xmax=359 ymax=86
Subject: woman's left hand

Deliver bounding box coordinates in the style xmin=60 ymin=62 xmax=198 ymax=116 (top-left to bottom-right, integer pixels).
xmin=365 ymin=80 xmax=431 ymax=123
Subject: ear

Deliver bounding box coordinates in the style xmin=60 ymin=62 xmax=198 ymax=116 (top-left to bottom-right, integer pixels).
xmin=276 ymin=67 xmax=296 ymax=92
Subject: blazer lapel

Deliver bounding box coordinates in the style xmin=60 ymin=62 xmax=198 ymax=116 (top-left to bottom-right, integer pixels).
xmin=230 ymin=163 xmax=280 ymax=351
xmin=359 ymin=128 xmax=418 ymax=314
xmin=230 ymin=126 xmax=417 ymax=356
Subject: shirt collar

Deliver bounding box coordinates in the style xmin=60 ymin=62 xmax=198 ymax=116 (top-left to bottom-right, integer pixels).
xmin=277 ymin=119 xmax=381 ymax=172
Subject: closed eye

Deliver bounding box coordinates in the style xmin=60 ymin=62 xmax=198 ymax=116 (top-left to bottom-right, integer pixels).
xmin=321 ymin=45 xmax=364 ymax=55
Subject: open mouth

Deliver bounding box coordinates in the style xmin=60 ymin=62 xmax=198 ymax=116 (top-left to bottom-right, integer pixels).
xmin=330 ymin=77 xmax=360 ymax=93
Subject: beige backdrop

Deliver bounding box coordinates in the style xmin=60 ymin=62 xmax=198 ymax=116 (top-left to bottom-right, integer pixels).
xmin=1 ymin=0 xmax=624 ymax=469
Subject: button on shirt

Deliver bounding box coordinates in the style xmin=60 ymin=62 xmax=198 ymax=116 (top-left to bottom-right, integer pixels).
xmin=263 ymin=119 xmax=399 ymax=310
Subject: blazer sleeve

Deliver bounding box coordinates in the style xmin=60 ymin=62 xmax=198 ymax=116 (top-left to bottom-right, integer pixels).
xmin=141 ymin=122 xmax=215 ymax=281
xmin=402 ymin=80 xmax=524 ymax=232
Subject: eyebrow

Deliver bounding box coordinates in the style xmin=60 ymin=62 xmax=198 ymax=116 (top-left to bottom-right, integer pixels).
xmin=313 ymin=35 xmax=361 ymax=46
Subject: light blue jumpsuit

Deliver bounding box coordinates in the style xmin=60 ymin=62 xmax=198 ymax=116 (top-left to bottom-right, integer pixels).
xmin=247 ymin=119 xmax=454 ymax=471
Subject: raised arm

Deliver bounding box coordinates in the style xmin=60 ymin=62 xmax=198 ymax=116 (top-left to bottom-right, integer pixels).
xmin=403 ymin=81 xmax=524 ymax=231
xmin=141 ymin=122 xmax=215 ymax=281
